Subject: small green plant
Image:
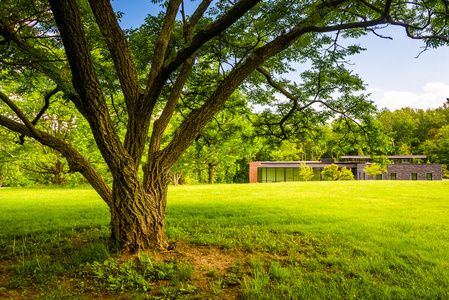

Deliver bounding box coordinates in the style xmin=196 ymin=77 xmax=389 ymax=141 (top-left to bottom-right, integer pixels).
xmin=363 ymin=163 xmax=385 ymax=178
xmin=83 ymin=259 xmax=153 ymax=292
xmin=81 ymin=256 xmax=194 ymax=293
xmin=241 ymin=267 xmax=270 ymax=299
xmin=298 ymin=163 xmax=314 ymax=181
xmin=176 ymin=260 xmax=194 ymax=282
xmin=363 ymin=156 xmax=391 ymax=178
xmin=210 ymin=277 xmax=223 ymax=295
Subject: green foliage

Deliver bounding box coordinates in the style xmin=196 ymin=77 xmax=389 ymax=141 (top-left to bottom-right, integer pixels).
xmin=321 ymin=164 xmax=355 ymax=181
xmin=321 ymin=164 xmax=339 ymax=181
xmin=298 ymin=163 xmax=314 ymax=181
xmin=363 ymin=163 xmax=382 ymax=176
xmin=81 ymin=255 xmax=194 ymax=293
xmin=436 ymin=125 xmax=449 ymax=165
xmin=363 ymin=163 xmax=386 ymax=177
xmin=338 ymin=167 xmax=355 ymax=181
xmin=83 ymin=258 xmax=153 ymax=292
xmin=376 ymin=105 xmax=449 ymax=164
xmin=442 ymin=165 xmax=449 ymax=179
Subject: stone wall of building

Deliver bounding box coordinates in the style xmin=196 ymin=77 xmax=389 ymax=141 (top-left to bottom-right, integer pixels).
xmin=357 ymin=163 xmax=442 ymax=181
xmin=385 ymin=163 xmax=442 ymax=180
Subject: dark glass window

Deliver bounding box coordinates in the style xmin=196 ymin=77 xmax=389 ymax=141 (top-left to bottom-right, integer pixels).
xmin=285 ymin=168 xmax=294 ymax=182
xmin=390 ymin=173 xmax=396 ymax=180
xmin=426 ymin=173 xmax=432 ymax=180
xmin=258 ymin=168 xmax=267 ymax=183
xmin=275 ymin=168 xmax=285 ymax=182
xmin=267 ymin=168 xmax=276 ymax=182
xmin=376 ymin=174 xmax=382 ymax=180
xmin=312 ymin=168 xmax=321 ymax=181
xmin=412 ymin=173 xmax=418 ymax=180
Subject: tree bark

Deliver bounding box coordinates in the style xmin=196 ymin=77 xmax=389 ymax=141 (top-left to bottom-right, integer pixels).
xmin=208 ymin=164 xmax=215 ymax=184
xmin=110 ymin=179 xmax=168 ymax=252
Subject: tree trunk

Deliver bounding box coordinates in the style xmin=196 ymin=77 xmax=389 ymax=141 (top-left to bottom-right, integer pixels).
xmin=208 ymin=164 xmax=214 ymax=184
xmin=198 ymin=169 xmax=202 ymax=183
xmin=172 ymin=173 xmax=182 ymax=185
xmin=107 ymin=152 xmax=171 ymax=252
xmin=110 ymin=177 xmax=169 ymax=252
xmin=53 ymin=160 xmax=65 ymax=186
xmin=54 ymin=172 xmax=62 ymax=186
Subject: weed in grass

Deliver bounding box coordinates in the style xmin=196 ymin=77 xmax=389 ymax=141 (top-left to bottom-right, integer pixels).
xmin=268 ymin=261 xmax=290 ymax=281
xmin=83 ymin=259 xmax=153 ymax=292
xmin=241 ymin=267 xmax=270 ymax=300
xmin=209 ymin=277 xmax=223 ymax=295
xmin=80 ymin=255 xmax=195 ymax=294
xmin=161 ymin=283 xmax=200 ymax=299
xmin=154 ymin=259 xmax=175 ymax=280
xmin=205 ymin=269 xmax=217 ymax=278
xmin=175 ymin=260 xmax=195 ymax=282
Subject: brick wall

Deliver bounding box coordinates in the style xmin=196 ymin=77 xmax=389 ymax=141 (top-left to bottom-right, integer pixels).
xmin=249 ymin=162 xmax=262 ymax=183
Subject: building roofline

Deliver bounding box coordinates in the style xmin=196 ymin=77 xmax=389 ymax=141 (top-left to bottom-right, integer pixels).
xmin=340 ymin=155 xmax=427 ymax=159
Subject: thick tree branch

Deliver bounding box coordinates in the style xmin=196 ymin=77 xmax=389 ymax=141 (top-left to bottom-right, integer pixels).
xmin=0 ymin=114 xmax=113 ymax=206
xmin=122 ymin=0 xmax=182 ymax=166
xmin=49 ymin=0 xmax=133 ymax=177
xmin=0 ymin=91 xmax=41 ymax=139
xmin=145 ymin=0 xmax=183 ymax=93
xmin=89 ymin=0 xmax=143 ymax=106
xmin=183 ymin=0 xmax=213 ymax=40
xmin=147 ymin=0 xmax=210 ymax=160
xmin=148 ymin=58 xmax=195 ymax=156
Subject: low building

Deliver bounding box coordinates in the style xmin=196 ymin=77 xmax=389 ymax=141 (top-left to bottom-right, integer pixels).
xmin=249 ymin=155 xmax=442 ymax=183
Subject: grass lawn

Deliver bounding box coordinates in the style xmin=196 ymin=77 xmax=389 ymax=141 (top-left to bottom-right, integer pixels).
xmin=0 ymin=181 xmax=448 ymax=299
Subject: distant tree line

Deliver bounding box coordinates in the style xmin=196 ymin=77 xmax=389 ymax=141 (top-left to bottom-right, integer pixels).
xmin=4 ymin=100 xmax=448 ymax=187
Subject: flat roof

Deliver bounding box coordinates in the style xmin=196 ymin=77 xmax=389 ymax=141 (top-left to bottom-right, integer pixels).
xmin=341 ymin=155 xmax=427 ymax=159
xmin=258 ymin=162 xmax=357 ymax=168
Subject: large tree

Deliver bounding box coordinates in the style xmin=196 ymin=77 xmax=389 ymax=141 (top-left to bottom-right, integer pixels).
xmin=1 ymin=0 xmax=448 ymax=252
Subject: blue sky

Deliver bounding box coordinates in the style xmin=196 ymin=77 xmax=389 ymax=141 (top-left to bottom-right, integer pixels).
xmin=111 ymin=0 xmax=449 ymax=112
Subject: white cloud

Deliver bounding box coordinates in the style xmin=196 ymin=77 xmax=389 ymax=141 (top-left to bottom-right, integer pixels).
xmin=374 ymin=82 xmax=449 ymax=111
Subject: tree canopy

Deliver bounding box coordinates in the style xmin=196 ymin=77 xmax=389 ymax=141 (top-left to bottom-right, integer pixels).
xmin=1 ymin=0 xmax=448 ymax=252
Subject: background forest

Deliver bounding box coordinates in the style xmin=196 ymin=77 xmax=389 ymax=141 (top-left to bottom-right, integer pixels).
xmin=2 ymin=99 xmax=449 ymax=187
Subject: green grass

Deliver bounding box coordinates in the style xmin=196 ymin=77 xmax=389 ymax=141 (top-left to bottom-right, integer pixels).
xmin=1 ymin=181 xmax=449 ymax=299
xmin=166 ymin=181 xmax=449 ymax=298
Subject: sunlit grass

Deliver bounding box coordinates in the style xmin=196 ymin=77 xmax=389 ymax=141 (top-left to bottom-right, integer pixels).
xmin=0 ymin=188 xmax=109 ymax=237
xmin=166 ymin=181 xmax=449 ymax=299
xmin=1 ymin=181 xmax=448 ymax=298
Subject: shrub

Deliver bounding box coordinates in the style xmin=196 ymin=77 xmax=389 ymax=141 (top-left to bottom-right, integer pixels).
xmin=321 ymin=164 xmax=339 ymax=181
xmin=442 ymin=165 xmax=449 ymax=179
xmin=338 ymin=167 xmax=355 ymax=181
xmin=298 ymin=163 xmax=314 ymax=181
